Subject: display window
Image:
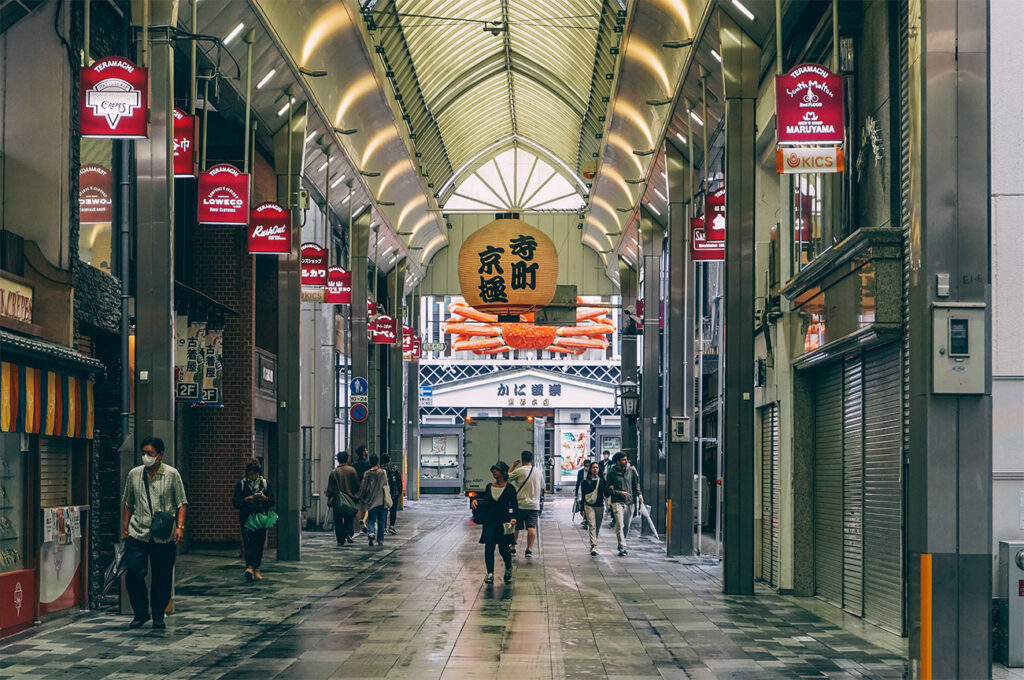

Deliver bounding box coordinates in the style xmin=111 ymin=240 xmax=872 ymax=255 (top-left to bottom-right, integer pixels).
xmin=0 ymin=433 xmax=27 ymax=574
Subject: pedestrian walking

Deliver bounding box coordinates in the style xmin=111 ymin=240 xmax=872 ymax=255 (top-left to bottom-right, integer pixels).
xmin=325 ymin=451 xmax=360 ymax=546
xmin=574 ymin=459 xmax=594 ymax=528
xmin=231 ymin=461 xmax=274 ymax=582
xmin=352 ymin=445 xmax=371 ymax=482
xmin=357 ymin=455 xmax=388 ymax=547
xmin=471 ymin=462 xmax=518 ymax=583
xmin=579 ymin=461 xmax=608 ymax=556
xmin=509 ymin=451 xmax=543 ymax=558
xmin=606 ymin=452 xmax=641 ymax=556
xmin=381 ymin=453 xmax=403 ymax=535
xmin=120 ymin=437 xmax=187 ymax=630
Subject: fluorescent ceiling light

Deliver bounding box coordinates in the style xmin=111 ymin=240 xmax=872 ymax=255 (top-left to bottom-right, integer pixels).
xmin=224 ymin=22 xmax=245 ymax=45
xmin=342 ymin=195 xmax=351 ymax=204
xmin=256 ymin=69 xmax=276 ymax=89
xmin=277 ymin=97 xmax=295 ymax=117
xmin=330 ymin=174 xmax=347 ymax=189
xmin=676 ymin=132 xmax=687 ymax=145
xmin=690 ymin=111 xmax=704 ymax=126
xmin=317 ymin=160 xmax=329 ymax=173
xmin=711 ymin=50 xmax=722 ymax=63
xmin=353 ymin=204 xmax=368 ymax=219
xmin=646 ymin=203 xmax=661 ymax=216
xmin=732 ymin=0 xmax=755 ymax=21
xmin=653 ymin=187 xmax=667 ymax=203
xmin=305 ymin=132 xmax=317 ymax=144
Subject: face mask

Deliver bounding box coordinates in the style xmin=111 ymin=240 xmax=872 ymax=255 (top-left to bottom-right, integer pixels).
xmin=142 ymin=454 xmax=158 ymax=468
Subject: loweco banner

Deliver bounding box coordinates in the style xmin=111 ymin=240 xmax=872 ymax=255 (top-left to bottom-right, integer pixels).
xmin=371 ymin=314 xmax=396 ymax=344
xmin=704 ymin=188 xmax=726 ymax=241
xmin=776 ymin=63 xmax=845 ymax=146
xmin=79 ymin=165 xmax=113 ymax=223
xmin=691 ymin=216 xmax=724 ymax=261
xmin=198 ymin=164 xmax=250 ymax=224
xmin=173 ymin=109 xmax=198 ymax=178
xmin=249 ymin=202 xmax=291 ymax=254
xmin=324 ymin=266 xmax=351 ymax=304
xmin=300 ymin=243 xmax=328 ymax=286
xmin=81 ymin=57 xmax=148 ymax=138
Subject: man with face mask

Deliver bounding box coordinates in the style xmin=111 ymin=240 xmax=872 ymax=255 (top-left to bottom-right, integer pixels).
xmin=121 ymin=436 xmax=188 ymax=630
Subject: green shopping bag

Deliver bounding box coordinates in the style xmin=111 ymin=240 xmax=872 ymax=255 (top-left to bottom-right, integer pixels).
xmin=245 ymin=510 xmax=279 ymax=531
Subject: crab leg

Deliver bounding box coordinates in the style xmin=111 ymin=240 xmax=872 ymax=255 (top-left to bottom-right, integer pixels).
xmin=448 ymin=303 xmax=499 ymax=323
xmin=475 ymin=345 xmax=512 ymax=355
xmin=576 ymin=308 xmax=606 ymax=322
xmin=547 ymin=346 xmax=585 ymax=355
xmin=556 ymin=337 xmax=609 ymax=349
xmin=556 ymin=323 xmax=615 ymax=337
xmin=443 ymin=322 xmax=500 ymax=336
xmin=453 ymin=337 xmax=504 ymax=351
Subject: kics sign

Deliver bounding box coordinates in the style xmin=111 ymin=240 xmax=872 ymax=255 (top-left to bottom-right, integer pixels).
xmin=776 ymin=64 xmax=844 ymax=146
xmin=691 ymin=217 xmax=724 ymax=262
xmin=198 ymin=164 xmax=250 ymax=224
xmin=300 ymin=243 xmax=328 ymax=286
xmin=173 ymin=109 xmax=198 ymax=178
xmin=776 ymin=147 xmax=844 ymax=174
xmin=249 ymin=202 xmax=291 ymax=254
xmin=324 ymin=266 xmax=351 ymax=304
xmin=79 ymin=165 xmax=113 ymax=224
xmin=81 ymin=58 xmax=148 ymax=138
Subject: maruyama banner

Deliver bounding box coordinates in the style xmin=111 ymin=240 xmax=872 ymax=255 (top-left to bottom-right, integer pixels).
xmin=173 ymin=108 xmax=198 ymax=178
xmin=324 ymin=266 xmax=351 ymax=304
xmin=79 ymin=165 xmax=113 ymax=224
xmin=81 ymin=57 xmax=148 ymax=138
xmin=198 ymin=164 xmax=250 ymax=225
xmin=249 ymin=202 xmax=291 ymax=254
xmin=300 ymin=243 xmax=328 ymax=286
xmin=776 ymin=63 xmax=845 ymax=146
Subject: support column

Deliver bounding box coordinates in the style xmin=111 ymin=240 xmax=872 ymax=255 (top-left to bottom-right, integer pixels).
xmin=274 ymin=104 xmax=307 ymax=560
xmin=666 ymin=142 xmax=694 ymax=556
xmin=349 ymin=215 xmax=371 ymax=452
xmin=388 ymin=261 xmax=406 ymax=464
xmin=405 ymin=291 xmax=421 ymax=500
xmin=907 ymin=1 xmax=991 ymax=676
xmin=134 ymin=0 xmax=177 ymax=461
xmin=640 ymin=209 xmax=663 ymax=533
xmin=619 ymin=258 xmax=639 ymax=464
xmin=719 ymin=10 xmax=757 ymax=595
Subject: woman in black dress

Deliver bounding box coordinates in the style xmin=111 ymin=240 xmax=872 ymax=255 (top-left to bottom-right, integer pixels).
xmin=471 ymin=462 xmax=518 ymax=583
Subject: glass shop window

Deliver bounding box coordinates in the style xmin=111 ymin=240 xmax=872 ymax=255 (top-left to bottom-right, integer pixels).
xmin=0 ymin=433 xmax=28 ymax=573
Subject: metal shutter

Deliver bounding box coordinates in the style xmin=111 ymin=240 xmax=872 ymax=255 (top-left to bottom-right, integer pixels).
xmin=814 ymin=363 xmax=844 ymax=607
xmin=842 ymin=357 xmax=864 ymax=616
xmin=759 ymin=404 xmax=780 ymax=588
xmin=39 ymin=437 xmax=71 ymax=507
xmin=863 ymin=344 xmax=904 ymax=633
xmin=254 ymin=421 xmax=269 ymax=465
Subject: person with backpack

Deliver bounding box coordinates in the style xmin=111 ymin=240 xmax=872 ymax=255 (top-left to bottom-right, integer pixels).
xmin=356 ymin=455 xmax=389 ymax=547
xmin=325 ymin=451 xmax=359 ymax=546
xmin=509 ymin=451 xmax=543 ymax=558
xmin=471 ymin=462 xmax=518 ymax=583
xmin=381 ymin=453 xmax=403 ymax=535
xmin=579 ymin=461 xmax=608 ymax=556
xmin=606 ymin=452 xmax=641 ymax=556
xmin=232 ymin=460 xmax=275 ymax=582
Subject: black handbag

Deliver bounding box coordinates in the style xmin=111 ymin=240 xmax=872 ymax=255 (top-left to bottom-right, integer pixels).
xmin=143 ymin=473 xmax=176 ymax=540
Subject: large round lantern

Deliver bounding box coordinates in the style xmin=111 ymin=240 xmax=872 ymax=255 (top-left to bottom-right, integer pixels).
xmin=457 ymin=218 xmax=558 ymax=317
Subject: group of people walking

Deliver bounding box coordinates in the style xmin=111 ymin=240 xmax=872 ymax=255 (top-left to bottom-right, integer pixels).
xmin=324 ymin=446 xmax=404 ymax=547
xmin=575 ymin=450 xmax=642 ymax=557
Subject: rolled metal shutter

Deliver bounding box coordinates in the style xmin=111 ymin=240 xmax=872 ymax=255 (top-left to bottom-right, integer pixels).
xmin=842 ymin=356 xmax=864 ymax=616
xmin=759 ymin=404 xmax=780 ymax=587
xmin=254 ymin=421 xmax=269 ymax=465
xmin=814 ymin=363 xmax=843 ymax=607
xmin=863 ymin=344 xmax=903 ymax=633
xmin=39 ymin=437 xmax=71 ymax=507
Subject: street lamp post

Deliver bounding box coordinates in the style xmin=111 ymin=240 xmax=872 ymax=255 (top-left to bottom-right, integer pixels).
xmin=616 ymin=379 xmax=641 ymax=420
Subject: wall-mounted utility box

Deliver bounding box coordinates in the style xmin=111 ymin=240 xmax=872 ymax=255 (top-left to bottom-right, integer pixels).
xmin=932 ymin=303 xmax=986 ymax=394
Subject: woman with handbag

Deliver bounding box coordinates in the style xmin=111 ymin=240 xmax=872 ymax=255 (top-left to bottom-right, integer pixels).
xmin=356 ymin=455 xmax=389 ymax=547
xmin=579 ymin=461 xmax=608 ymax=556
xmin=232 ymin=461 xmax=275 ymax=582
xmin=470 ymin=462 xmax=518 ymax=583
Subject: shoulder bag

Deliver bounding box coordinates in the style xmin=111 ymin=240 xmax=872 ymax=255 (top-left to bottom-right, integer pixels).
xmin=143 ymin=472 xmax=176 ymax=540
xmin=383 ymin=475 xmax=394 ymax=509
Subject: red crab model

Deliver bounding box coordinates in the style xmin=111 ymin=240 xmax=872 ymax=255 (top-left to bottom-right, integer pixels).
xmin=443 ymin=299 xmax=615 ymax=355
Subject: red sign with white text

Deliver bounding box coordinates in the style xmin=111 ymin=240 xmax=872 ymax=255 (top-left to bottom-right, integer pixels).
xmin=79 ymin=164 xmax=113 ymax=223
xmin=413 ymin=335 xmax=422 ymax=360
xmin=173 ymin=109 xmax=198 ymax=178
xmin=704 ymin=188 xmax=725 ymax=241
xmin=249 ymin=202 xmax=291 ymax=254
xmin=691 ymin=217 xmax=724 ymax=261
xmin=402 ymin=325 xmax=414 ymax=352
xmin=198 ymin=164 xmax=250 ymax=224
xmin=776 ymin=63 xmax=845 ymax=146
xmin=372 ymin=315 xmax=396 ymax=344
xmin=324 ymin=267 xmax=351 ymax=304
xmin=300 ymin=243 xmax=328 ymax=286
xmin=81 ymin=58 xmax=148 ymax=138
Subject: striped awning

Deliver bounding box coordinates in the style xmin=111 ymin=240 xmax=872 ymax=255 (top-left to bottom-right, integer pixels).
xmin=1 ymin=362 xmax=94 ymax=439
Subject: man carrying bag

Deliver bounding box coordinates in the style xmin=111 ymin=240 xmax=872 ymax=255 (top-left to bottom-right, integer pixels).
xmin=325 ymin=451 xmax=360 ymax=546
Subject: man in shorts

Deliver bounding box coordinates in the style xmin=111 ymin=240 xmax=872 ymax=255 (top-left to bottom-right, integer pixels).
xmin=509 ymin=451 xmax=543 ymax=558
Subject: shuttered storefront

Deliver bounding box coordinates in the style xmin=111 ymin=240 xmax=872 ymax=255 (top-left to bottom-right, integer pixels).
xmin=39 ymin=437 xmax=72 ymax=507
xmin=842 ymin=357 xmax=864 ymax=616
xmin=813 ymin=363 xmax=844 ymax=607
xmin=759 ymin=404 xmax=780 ymax=587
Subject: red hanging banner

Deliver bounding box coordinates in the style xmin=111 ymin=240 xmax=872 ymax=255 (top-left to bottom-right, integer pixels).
xmin=249 ymin=202 xmax=291 ymax=254
xmin=691 ymin=217 xmax=724 ymax=261
xmin=80 ymin=57 xmax=148 ymax=138
xmin=198 ymin=164 xmax=250 ymax=225
xmin=413 ymin=335 xmax=422 ymax=360
xmin=402 ymin=325 xmax=414 ymax=353
xmin=372 ymin=315 xmax=396 ymax=344
xmin=173 ymin=108 xmax=198 ymax=178
xmin=300 ymin=243 xmax=328 ymax=286
xmin=704 ymin=188 xmax=726 ymax=241
xmin=79 ymin=164 xmax=114 ymax=224
xmin=775 ymin=63 xmax=845 ymax=146
xmin=324 ymin=266 xmax=352 ymax=304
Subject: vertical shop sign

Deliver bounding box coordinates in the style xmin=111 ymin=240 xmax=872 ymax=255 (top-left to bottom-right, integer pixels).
xmin=413 ymin=335 xmax=422 ymax=360
xmin=173 ymin=108 xmax=198 ymax=178
xmin=78 ymin=165 xmax=114 ymax=223
xmin=197 ymin=164 xmax=250 ymax=225
xmin=691 ymin=217 xmax=724 ymax=261
xmin=704 ymin=188 xmax=726 ymax=241
xmin=300 ymin=243 xmax=328 ymax=286
xmin=324 ymin=266 xmax=351 ymax=304
xmin=371 ymin=315 xmax=396 ymax=344
xmin=175 ymin=319 xmax=204 ymax=402
xmin=249 ymin=202 xmax=291 ymax=254
xmin=80 ymin=57 xmax=148 ymax=138
xmin=198 ymin=327 xmax=224 ymax=406
xmin=776 ymin=63 xmax=845 ymax=146
xmin=402 ymin=325 xmax=414 ymax=353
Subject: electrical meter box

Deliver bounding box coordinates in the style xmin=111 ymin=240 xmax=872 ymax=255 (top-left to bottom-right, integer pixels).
xmin=932 ymin=303 xmax=986 ymax=394
xmin=999 ymin=541 xmax=1024 ymax=666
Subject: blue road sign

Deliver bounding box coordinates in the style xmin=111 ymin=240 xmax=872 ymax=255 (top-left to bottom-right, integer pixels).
xmin=350 ymin=403 xmax=368 ymax=422
xmin=419 ymin=385 xmax=433 ymax=397
xmin=350 ymin=377 xmax=368 ymax=396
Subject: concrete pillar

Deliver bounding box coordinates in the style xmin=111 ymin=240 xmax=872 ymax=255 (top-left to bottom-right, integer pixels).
xmin=640 ymin=210 xmax=664 ymax=533
xmin=348 ymin=216 xmax=371 ymax=452
xmin=619 ymin=258 xmax=639 ymax=463
xmin=388 ymin=261 xmax=406 ymax=463
xmin=719 ymin=10 xmax=757 ymax=595
xmin=405 ymin=291 xmax=421 ymax=500
xmin=907 ymin=1 xmax=991 ymax=676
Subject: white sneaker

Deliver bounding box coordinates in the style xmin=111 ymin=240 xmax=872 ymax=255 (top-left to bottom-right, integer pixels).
xmin=484 ymin=573 xmax=494 ymax=583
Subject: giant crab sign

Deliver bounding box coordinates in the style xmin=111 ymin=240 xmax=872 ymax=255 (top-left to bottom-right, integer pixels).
xmin=443 ymin=299 xmax=614 ymax=356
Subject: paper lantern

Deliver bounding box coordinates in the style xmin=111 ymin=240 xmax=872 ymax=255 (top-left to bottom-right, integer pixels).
xmin=457 ymin=218 xmax=557 ymax=317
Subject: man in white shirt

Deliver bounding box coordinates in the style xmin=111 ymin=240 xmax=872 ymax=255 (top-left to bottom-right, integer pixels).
xmin=509 ymin=450 xmax=543 ymax=558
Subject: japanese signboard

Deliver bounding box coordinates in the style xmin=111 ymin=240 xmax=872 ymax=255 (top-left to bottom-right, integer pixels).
xmin=402 ymin=325 xmax=414 ymax=353
xmin=80 ymin=57 xmax=148 ymax=138
xmin=691 ymin=216 xmax=724 ymax=261
xmin=300 ymin=243 xmax=328 ymax=286
xmin=704 ymin=188 xmax=726 ymax=241
xmin=776 ymin=146 xmax=844 ymax=174
xmin=249 ymin=202 xmax=291 ymax=254
xmin=776 ymin=63 xmax=845 ymax=146
xmin=198 ymin=326 xmax=224 ymax=406
xmin=0 ymin=275 xmax=33 ymax=324
xmin=79 ymin=164 xmax=113 ymax=224
xmin=324 ymin=266 xmax=351 ymax=304
xmin=427 ymin=369 xmax=616 ymax=410
xmin=174 ymin=316 xmax=203 ymax=402
xmin=371 ymin=314 xmax=396 ymax=344
xmin=198 ymin=164 xmax=250 ymax=225
xmin=173 ymin=108 xmax=198 ymax=178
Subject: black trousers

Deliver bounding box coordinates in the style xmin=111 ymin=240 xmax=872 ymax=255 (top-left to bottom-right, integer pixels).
xmin=332 ymin=507 xmax=354 ymax=544
xmin=388 ymin=498 xmax=398 ymax=527
xmin=124 ymin=536 xmax=176 ymax=621
xmin=484 ymin=542 xmax=512 ymax=573
xmin=242 ymin=526 xmax=267 ymax=568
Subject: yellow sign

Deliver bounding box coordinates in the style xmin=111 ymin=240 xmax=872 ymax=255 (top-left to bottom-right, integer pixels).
xmin=0 ymin=276 xmax=33 ymax=323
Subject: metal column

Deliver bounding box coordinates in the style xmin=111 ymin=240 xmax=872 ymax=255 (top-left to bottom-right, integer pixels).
xmin=349 ymin=215 xmax=371 ymax=452
xmin=405 ymin=291 xmax=421 ymax=501
xmin=666 ymin=142 xmax=694 ymax=556
xmin=619 ymin=259 xmax=639 ymax=465
xmin=907 ymin=1 xmax=991 ymax=676
xmin=640 ymin=209 xmax=664 ymax=533
xmin=719 ymin=11 xmax=757 ymax=595
xmin=388 ymin=261 xmax=406 ymax=463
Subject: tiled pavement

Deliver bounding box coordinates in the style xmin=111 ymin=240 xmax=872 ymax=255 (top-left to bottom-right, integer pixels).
xmin=0 ymin=496 xmax=915 ymax=679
